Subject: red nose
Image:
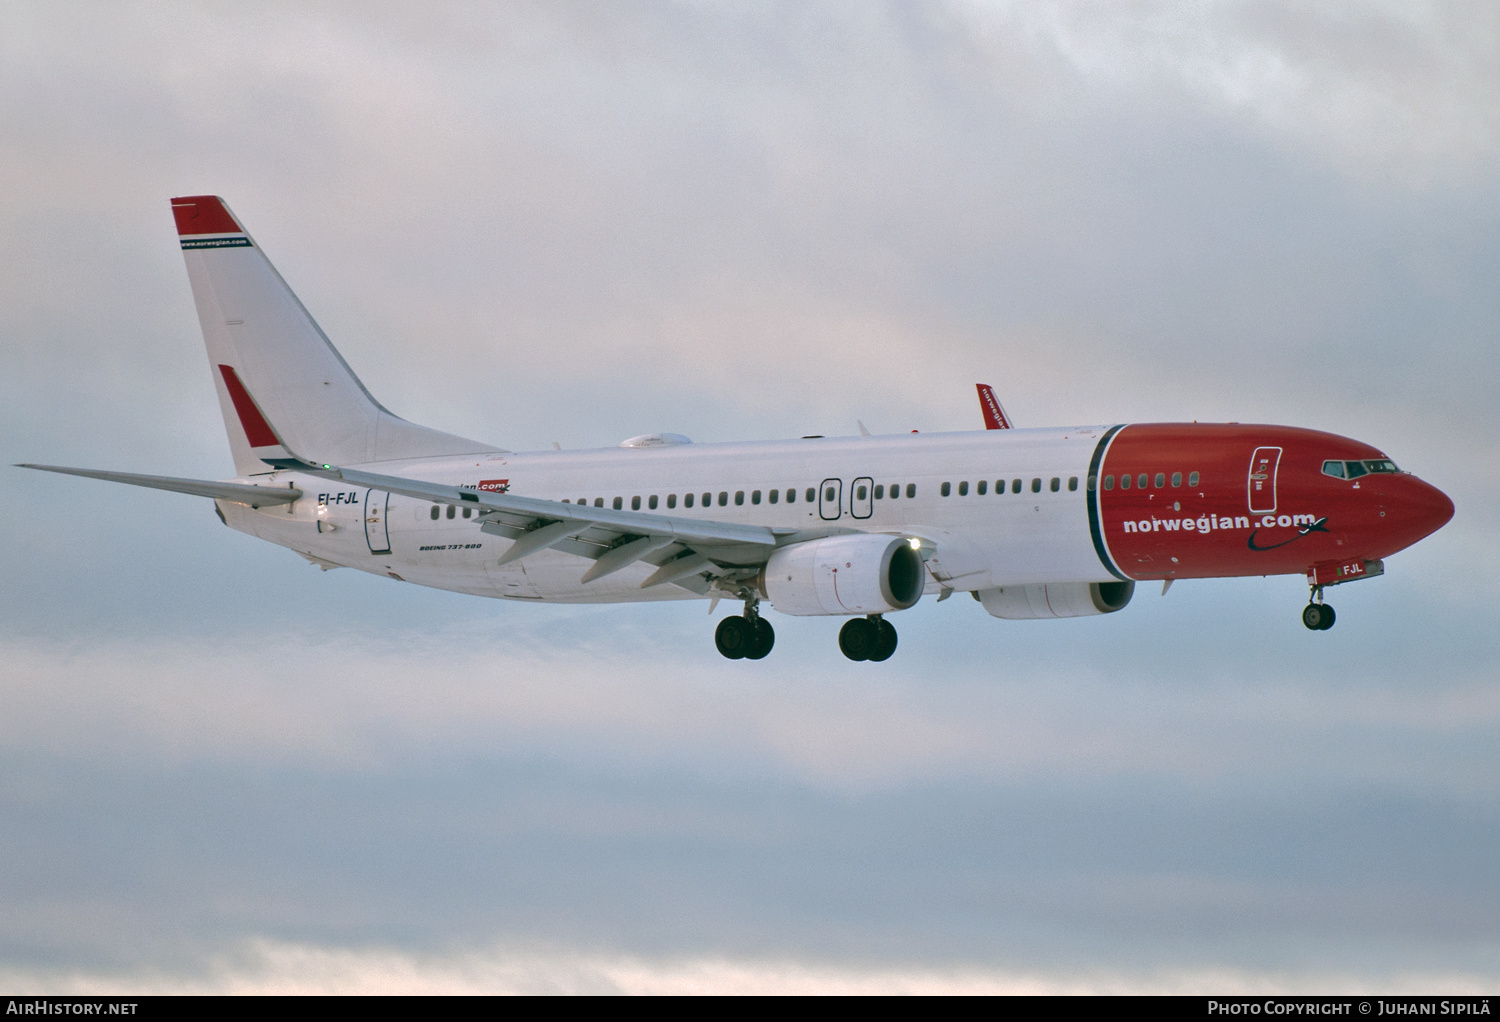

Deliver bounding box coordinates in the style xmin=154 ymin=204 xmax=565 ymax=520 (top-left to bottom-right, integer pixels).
xmin=1408 ymin=478 xmax=1455 ymax=540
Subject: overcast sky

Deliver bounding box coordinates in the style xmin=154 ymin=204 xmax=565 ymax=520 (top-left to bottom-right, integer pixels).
xmin=2 ymin=1 xmax=1498 ymax=993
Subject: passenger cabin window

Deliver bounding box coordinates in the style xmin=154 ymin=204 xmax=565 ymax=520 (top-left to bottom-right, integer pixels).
xmin=684 ymin=493 xmax=694 ymax=508
xmin=649 ymin=495 xmax=658 ymax=509
xmin=1011 ymin=479 xmax=1021 ymax=494
xmin=957 ymin=481 xmax=968 ymax=496
xmin=446 ymin=505 xmax=456 ymax=519
xmin=430 ymin=506 xmax=440 ymax=520
xmin=1068 ymin=476 xmax=1078 ymax=492
xmin=1103 ymin=475 xmax=1114 ymax=490
xmin=1137 ymin=473 xmax=1148 ymax=489
xmin=1120 ymin=474 xmax=1130 ymax=490
xmin=769 ymin=489 xmax=778 ymax=504
xmin=855 ymin=484 xmax=868 ymax=500
xmin=976 ymin=480 xmax=987 ymax=495
xmin=1188 ymin=471 xmax=1200 ymax=486
xmin=786 ymin=488 xmax=796 ymax=503
xmin=631 ymin=496 xmax=641 ymax=510
xmin=594 ymin=498 xmax=603 ymax=507
xmin=806 ymin=488 xmax=816 ymax=502
xmin=1050 ymin=477 xmax=1060 ymax=492
xmin=1031 ymin=478 xmax=1041 ymax=493
xmin=906 ymin=484 xmax=916 ymax=498
xmin=751 ymin=490 xmax=761 ymax=505
xmin=703 ymin=492 xmax=712 ymax=506
xmin=734 ymin=491 xmax=744 ymax=506
xmin=1171 ymin=472 xmax=1182 ymax=487
xmin=667 ymin=494 xmax=676 ymax=508
xmin=875 ymin=484 xmax=885 ymax=499
xmin=1154 ymin=473 xmax=1165 ymax=488
xmin=463 ymin=507 xmax=472 ymax=518
xmin=941 ymin=482 xmax=951 ymax=497
xmin=823 ymin=486 xmax=835 ymax=503
xmin=719 ymin=491 xmax=729 ymax=506
xmin=613 ymin=497 xmax=623 ymax=510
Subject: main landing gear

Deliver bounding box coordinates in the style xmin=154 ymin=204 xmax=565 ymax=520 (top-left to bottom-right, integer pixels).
xmin=839 ymin=615 xmax=898 ymax=662
xmin=1302 ymin=587 xmax=1336 ymax=631
xmin=715 ymin=598 xmax=775 ymax=660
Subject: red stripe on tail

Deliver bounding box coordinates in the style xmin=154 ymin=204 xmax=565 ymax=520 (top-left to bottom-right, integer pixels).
xmin=218 ymin=365 xmax=281 ymax=448
xmin=171 ymin=195 xmax=242 ymax=236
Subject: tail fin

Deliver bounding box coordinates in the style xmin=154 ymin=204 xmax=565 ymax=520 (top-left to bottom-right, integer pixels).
xmin=172 ymin=196 xmax=501 ymax=475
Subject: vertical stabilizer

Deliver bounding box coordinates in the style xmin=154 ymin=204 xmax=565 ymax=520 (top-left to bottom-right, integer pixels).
xmin=172 ymin=196 xmax=501 ymax=475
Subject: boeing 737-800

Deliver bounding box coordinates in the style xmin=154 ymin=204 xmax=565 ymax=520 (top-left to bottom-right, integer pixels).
xmin=21 ymin=196 xmax=1455 ymax=661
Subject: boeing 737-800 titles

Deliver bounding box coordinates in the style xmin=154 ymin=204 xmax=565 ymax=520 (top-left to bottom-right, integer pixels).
xmin=21 ymin=197 xmax=1455 ymax=661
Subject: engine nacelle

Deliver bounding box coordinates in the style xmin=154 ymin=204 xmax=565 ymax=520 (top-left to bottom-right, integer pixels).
xmin=976 ymin=580 xmax=1134 ymax=620
xmin=762 ymin=534 xmax=925 ymax=616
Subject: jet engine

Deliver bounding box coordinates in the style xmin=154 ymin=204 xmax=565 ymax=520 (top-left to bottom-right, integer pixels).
xmin=762 ymin=534 xmax=925 ymax=616
xmin=976 ymin=581 xmax=1134 ymax=620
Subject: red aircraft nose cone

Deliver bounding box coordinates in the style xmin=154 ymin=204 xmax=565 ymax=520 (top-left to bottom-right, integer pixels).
xmin=1409 ymin=478 xmax=1455 ymax=538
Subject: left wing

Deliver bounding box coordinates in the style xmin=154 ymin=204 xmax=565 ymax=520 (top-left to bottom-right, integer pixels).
xmin=302 ymin=463 xmax=803 ymax=592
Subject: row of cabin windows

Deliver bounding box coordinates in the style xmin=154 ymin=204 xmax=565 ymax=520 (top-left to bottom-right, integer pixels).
xmin=1100 ymin=471 xmax=1200 ymax=491
xmin=429 ymin=462 xmax=1390 ymax=519
xmin=427 ymin=486 xmax=928 ymax=517
xmin=842 ymin=483 xmax=920 ymax=501
xmin=559 ymin=485 xmax=917 ymax=510
xmin=940 ymin=476 xmax=1078 ymax=497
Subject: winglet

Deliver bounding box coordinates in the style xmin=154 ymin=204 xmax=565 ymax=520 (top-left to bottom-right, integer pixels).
xmin=976 ymin=384 xmax=1013 ymax=430
xmin=170 ymin=195 xmax=244 ymax=236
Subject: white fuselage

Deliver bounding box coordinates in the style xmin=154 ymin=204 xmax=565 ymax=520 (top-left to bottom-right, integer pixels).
xmin=219 ymin=427 xmax=1115 ymax=607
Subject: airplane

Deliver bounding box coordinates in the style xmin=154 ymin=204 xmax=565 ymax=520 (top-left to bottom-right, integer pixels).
xmin=20 ymin=196 xmax=1455 ymax=662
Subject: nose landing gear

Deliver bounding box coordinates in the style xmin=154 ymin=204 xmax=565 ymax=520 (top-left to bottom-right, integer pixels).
xmin=715 ymin=597 xmax=775 ymax=660
xmin=1302 ymin=587 xmax=1336 ymax=631
xmin=839 ymin=615 xmax=898 ymax=662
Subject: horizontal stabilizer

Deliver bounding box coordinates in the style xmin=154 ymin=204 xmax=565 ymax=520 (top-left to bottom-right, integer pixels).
xmin=18 ymin=464 xmax=302 ymax=507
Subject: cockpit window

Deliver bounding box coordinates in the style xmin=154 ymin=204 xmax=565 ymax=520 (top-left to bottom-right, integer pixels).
xmin=1363 ymin=459 xmax=1399 ymax=473
xmin=1321 ymin=460 xmax=1345 ymax=479
xmin=1344 ymin=461 xmax=1368 ymax=479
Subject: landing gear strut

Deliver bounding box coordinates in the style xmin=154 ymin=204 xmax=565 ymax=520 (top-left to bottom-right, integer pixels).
xmin=1302 ymin=587 xmax=1336 ymax=631
xmin=839 ymin=615 xmax=898 ymax=662
xmin=715 ymin=597 xmax=775 ymax=660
